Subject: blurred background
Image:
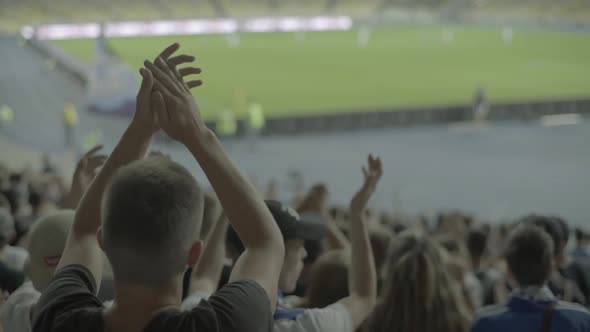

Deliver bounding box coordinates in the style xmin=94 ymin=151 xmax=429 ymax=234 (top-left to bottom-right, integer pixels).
xmin=0 ymin=0 xmax=589 ymax=224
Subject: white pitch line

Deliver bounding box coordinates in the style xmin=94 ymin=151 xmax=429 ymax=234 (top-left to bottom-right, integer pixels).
xmin=540 ymin=113 xmax=582 ymax=127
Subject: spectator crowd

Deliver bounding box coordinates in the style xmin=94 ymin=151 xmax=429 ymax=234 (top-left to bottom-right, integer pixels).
xmin=1 ymin=43 xmax=590 ymax=332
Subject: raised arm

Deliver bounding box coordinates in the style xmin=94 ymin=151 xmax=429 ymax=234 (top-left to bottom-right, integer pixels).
xmin=144 ymin=46 xmax=284 ymax=310
xmin=325 ymin=215 xmax=350 ymax=250
xmin=56 ymin=44 xmax=185 ymax=286
xmin=338 ymin=154 xmax=381 ymax=328
xmin=61 ymin=145 xmax=107 ymax=209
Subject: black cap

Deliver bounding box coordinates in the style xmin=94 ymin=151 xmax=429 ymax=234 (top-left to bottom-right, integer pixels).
xmin=227 ymin=200 xmax=327 ymax=253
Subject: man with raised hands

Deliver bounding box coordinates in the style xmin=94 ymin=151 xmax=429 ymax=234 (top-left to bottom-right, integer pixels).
xmin=270 ymin=155 xmax=381 ymax=332
xmin=32 ymin=43 xmax=284 ymax=332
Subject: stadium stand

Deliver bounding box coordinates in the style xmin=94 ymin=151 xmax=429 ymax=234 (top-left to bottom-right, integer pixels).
xmin=1 ymin=0 xmax=590 ymax=32
xmin=1 ymin=3 xmax=590 ymax=332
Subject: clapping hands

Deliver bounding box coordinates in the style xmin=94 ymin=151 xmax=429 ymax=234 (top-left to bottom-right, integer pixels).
xmin=134 ymin=43 xmax=207 ymax=145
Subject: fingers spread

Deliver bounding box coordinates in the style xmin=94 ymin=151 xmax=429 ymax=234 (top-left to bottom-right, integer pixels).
xmin=77 ymin=157 xmax=87 ymax=171
xmin=86 ymin=156 xmax=107 ymax=171
xmin=152 ymin=78 xmax=176 ymax=99
xmin=157 ymin=43 xmax=180 ymax=61
xmin=138 ymin=68 xmax=154 ymax=97
xmin=168 ymin=54 xmax=195 ymax=66
xmin=145 ymin=59 xmax=180 ymax=97
xmin=157 ymin=56 xmax=186 ymax=92
xmin=84 ymin=145 xmax=103 ymax=158
xmin=151 ymin=90 xmax=169 ymax=128
xmin=186 ymin=80 xmax=203 ymax=89
xmin=179 ymin=67 xmax=202 ymax=77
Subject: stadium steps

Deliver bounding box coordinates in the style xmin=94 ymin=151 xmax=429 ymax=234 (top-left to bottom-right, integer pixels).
xmin=0 ymin=37 xmax=127 ymax=153
xmin=0 ymin=37 xmax=66 ymax=152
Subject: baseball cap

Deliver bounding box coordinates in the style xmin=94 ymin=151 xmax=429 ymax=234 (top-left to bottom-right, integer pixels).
xmin=24 ymin=210 xmax=74 ymax=292
xmin=227 ymin=200 xmax=327 ymax=253
xmin=0 ymin=207 xmax=15 ymax=244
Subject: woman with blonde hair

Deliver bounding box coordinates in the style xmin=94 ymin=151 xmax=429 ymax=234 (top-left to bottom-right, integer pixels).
xmin=366 ymin=232 xmax=471 ymax=332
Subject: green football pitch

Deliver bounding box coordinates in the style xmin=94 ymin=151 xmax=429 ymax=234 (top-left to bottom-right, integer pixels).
xmin=51 ymin=26 xmax=590 ymax=119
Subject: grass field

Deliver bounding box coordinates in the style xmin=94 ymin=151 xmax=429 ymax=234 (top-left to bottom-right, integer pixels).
xmin=51 ymin=26 xmax=590 ymax=118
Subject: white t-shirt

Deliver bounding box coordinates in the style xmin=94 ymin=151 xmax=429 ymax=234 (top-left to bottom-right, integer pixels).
xmin=182 ymin=292 xmax=353 ymax=332
xmin=273 ymin=297 xmax=353 ymax=332
xmin=180 ymin=291 xmax=212 ymax=311
xmin=0 ymin=281 xmax=40 ymax=332
xmin=1 ymin=246 xmax=28 ymax=271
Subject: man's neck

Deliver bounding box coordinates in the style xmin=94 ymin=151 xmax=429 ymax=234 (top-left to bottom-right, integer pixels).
xmin=0 ymin=244 xmax=8 ymax=257
xmin=104 ymin=278 xmax=183 ymax=332
xmin=556 ymin=253 xmax=572 ymax=269
xmin=512 ymin=284 xmax=555 ymax=302
xmin=471 ymin=257 xmax=481 ymax=271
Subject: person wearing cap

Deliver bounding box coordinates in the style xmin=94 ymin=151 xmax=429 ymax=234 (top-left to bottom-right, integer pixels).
xmin=0 ymin=261 xmax=24 ymax=294
xmin=0 ymin=208 xmax=28 ymax=272
xmin=0 ymin=210 xmax=74 ymax=332
xmin=184 ymin=154 xmax=382 ymax=332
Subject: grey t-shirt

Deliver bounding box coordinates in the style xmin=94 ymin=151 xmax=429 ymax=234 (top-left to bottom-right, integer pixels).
xmin=32 ymin=265 xmax=272 ymax=332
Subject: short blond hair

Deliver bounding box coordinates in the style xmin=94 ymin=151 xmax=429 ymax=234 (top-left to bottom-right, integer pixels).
xmin=102 ymin=157 xmax=204 ymax=286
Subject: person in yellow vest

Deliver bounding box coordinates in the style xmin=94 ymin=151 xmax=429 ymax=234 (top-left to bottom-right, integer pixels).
xmin=0 ymin=105 xmax=15 ymax=130
xmin=248 ymin=102 xmax=265 ymax=132
xmin=83 ymin=130 xmax=103 ymax=151
xmin=216 ymin=109 xmax=237 ymax=138
xmin=246 ymin=101 xmax=265 ymax=148
xmin=63 ymin=102 xmax=79 ymax=148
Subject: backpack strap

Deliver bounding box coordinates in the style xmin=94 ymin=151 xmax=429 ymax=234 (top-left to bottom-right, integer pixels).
xmin=540 ymin=302 xmax=556 ymax=332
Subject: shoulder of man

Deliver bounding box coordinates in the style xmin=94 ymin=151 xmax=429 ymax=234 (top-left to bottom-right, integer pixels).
xmin=552 ymin=302 xmax=590 ymax=330
xmin=32 ymin=265 xmax=103 ymax=332
xmin=555 ymin=301 xmax=590 ymax=315
xmin=178 ymin=279 xmax=272 ymax=332
xmin=474 ymin=303 xmax=510 ymax=321
xmin=569 ymin=259 xmax=590 ymax=280
xmin=273 ymin=303 xmax=353 ymax=332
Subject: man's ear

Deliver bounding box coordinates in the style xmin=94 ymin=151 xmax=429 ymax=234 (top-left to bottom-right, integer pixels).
xmin=187 ymin=240 xmax=203 ymax=268
xmin=97 ymin=227 xmax=104 ymax=252
xmin=560 ymin=241 xmax=567 ymax=255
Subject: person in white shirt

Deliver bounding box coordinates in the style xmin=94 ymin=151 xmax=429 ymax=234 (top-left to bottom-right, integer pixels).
xmin=184 ymin=155 xmax=382 ymax=332
xmin=0 ymin=209 xmax=74 ymax=332
xmin=0 ymin=208 xmax=27 ymax=271
xmin=1 ymin=145 xmax=111 ymax=332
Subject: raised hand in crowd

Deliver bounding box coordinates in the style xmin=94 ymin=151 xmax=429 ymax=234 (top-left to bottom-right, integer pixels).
xmin=350 ymin=154 xmax=382 ymax=217
xmin=340 ymin=154 xmax=381 ymax=329
xmin=143 ymin=47 xmax=204 ymax=145
xmin=61 ymin=145 xmax=107 ymax=209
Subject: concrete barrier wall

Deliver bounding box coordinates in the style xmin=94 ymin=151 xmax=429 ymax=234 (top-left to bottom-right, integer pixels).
xmin=227 ymin=98 xmax=590 ymax=136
